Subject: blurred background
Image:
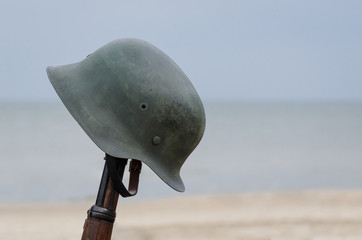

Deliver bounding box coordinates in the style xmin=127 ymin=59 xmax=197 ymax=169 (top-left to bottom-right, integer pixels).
xmin=1 ymin=0 xmax=362 ymax=203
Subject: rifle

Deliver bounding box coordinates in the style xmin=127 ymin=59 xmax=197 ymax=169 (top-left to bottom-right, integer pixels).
xmin=81 ymin=154 xmax=142 ymax=240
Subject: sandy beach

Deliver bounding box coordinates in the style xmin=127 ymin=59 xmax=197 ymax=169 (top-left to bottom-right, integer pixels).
xmin=1 ymin=190 xmax=362 ymax=240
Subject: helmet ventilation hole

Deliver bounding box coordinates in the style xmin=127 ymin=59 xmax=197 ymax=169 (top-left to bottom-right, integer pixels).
xmin=139 ymin=103 xmax=148 ymax=110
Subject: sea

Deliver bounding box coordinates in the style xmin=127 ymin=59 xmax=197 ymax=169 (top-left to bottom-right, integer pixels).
xmin=1 ymin=101 xmax=362 ymax=203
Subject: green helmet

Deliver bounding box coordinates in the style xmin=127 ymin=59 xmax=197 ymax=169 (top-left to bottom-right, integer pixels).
xmin=46 ymin=38 xmax=205 ymax=192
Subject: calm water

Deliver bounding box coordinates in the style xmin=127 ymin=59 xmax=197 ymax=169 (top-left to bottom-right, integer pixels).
xmin=1 ymin=101 xmax=362 ymax=203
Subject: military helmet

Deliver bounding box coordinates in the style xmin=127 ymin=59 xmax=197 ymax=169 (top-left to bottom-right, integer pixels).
xmin=46 ymin=38 xmax=205 ymax=192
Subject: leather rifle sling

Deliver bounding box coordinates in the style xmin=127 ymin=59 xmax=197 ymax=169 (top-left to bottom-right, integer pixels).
xmin=105 ymin=154 xmax=142 ymax=197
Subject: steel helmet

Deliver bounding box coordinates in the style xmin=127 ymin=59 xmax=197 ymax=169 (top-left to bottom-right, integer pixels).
xmin=46 ymin=38 xmax=205 ymax=192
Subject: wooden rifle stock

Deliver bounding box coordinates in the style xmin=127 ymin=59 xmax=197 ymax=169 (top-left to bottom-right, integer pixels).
xmin=81 ymin=156 xmax=141 ymax=240
xmin=82 ymin=216 xmax=114 ymax=240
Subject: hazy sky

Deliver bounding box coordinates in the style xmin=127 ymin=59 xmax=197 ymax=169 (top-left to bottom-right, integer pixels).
xmin=1 ymin=0 xmax=361 ymax=102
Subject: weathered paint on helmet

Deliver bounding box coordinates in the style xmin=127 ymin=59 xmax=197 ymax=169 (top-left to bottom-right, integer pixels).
xmin=46 ymin=39 xmax=205 ymax=192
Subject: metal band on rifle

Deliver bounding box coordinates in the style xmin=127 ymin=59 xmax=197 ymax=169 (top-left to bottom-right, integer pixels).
xmin=87 ymin=205 xmax=116 ymax=223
